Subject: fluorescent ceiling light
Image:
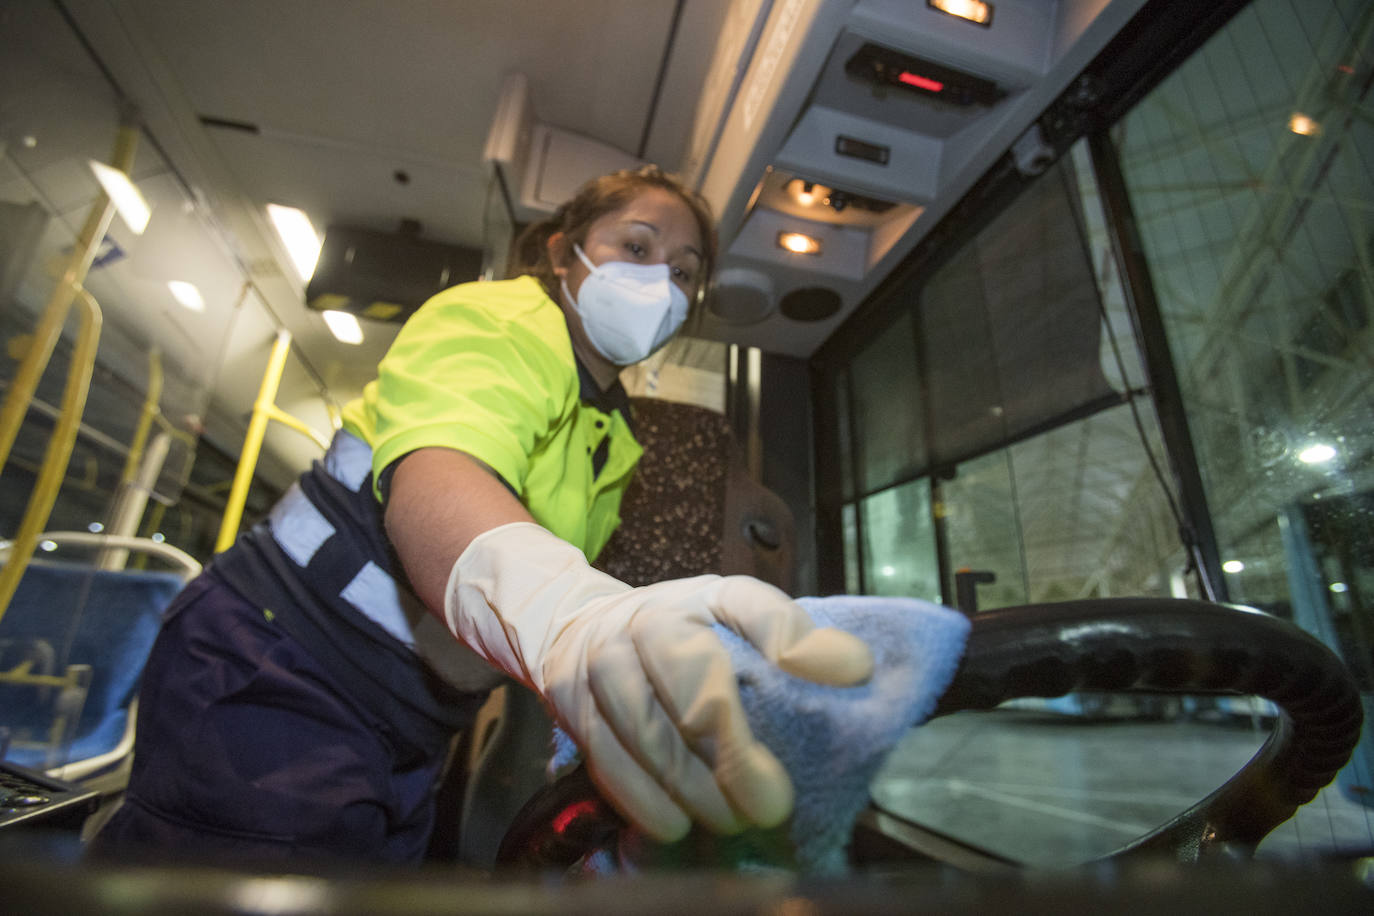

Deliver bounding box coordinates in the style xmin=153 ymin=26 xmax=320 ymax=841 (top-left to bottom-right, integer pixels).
xmin=89 ymin=160 xmax=151 ymax=234
xmin=1222 ymin=560 xmax=1245 ymax=574
xmin=322 ymin=309 xmax=364 ymax=345
xmin=266 ymin=203 xmax=323 ymax=282
xmin=1298 ymin=443 xmax=1336 ymax=464
xmin=1330 ymin=582 xmax=1348 ymax=594
xmin=167 ymin=280 xmax=205 ymax=312
xmin=928 ymin=0 xmax=993 ymax=27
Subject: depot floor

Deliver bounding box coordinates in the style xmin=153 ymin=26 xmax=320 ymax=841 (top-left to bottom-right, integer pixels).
xmin=870 ymin=707 xmax=1374 ymax=867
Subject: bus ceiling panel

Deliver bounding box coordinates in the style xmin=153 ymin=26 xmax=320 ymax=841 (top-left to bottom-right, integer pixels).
xmin=688 ymin=0 xmax=1150 ymax=357
xmin=114 ymin=0 xmax=679 ymax=169
xmin=200 ymin=125 xmax=491 ymax=253
xmin=485 ymin=102 xmax=647 ymax=226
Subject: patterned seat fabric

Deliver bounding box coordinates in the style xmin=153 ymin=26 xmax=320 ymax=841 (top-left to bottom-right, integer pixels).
xmin=595 ymin=397 xmax=794 ymax=592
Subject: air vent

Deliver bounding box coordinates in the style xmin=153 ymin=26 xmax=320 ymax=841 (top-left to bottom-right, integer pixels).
xmin=779 ymin=287 xmax=841 ymax=322
xmin=710 ymin=268 xmax=776 ymax=325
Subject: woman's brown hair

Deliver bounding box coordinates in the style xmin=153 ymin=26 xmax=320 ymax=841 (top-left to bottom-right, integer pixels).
xmin=510 ymin=165 xmax=717 ymax=315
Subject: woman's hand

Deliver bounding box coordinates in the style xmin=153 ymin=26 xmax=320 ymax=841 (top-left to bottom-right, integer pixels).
xmin=445 ymin=522 xmax=874 ymax=842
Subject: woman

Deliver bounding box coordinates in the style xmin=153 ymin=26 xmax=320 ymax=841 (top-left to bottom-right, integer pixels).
xmin=93 ymin=166 xmax=872 ymax=863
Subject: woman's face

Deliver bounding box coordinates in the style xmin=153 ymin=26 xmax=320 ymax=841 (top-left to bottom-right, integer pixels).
xmin=552 ymin=186 xmax=706 ymax=307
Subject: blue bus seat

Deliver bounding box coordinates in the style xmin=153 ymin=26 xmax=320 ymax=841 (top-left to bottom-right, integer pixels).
xmin=0 ymin=560 xmax=186 ymax=777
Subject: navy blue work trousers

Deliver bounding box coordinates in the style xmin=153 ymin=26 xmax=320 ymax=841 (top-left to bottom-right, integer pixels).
xmin=89 ymin=570 xmax=455 ymax=865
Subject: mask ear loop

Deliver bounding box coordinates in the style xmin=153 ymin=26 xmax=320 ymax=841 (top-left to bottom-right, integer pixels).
xmin=557 ymin=241 xmax=595 ymax=309
xmin=572 ymin=243 xmax=599 ymax=273
xmin=562 ymin=243 xmax=601 ymax=309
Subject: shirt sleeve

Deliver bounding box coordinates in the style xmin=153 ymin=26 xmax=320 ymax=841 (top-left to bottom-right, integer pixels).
xmin=357 ymin=283 xmax=575 ymax=499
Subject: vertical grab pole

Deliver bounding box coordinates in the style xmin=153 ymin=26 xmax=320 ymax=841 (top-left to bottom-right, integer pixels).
xmin=99 ymin=348 xmax=167 ymax=570
xmin=215 ymin=330 xmax=294 ymax=553
xmin=119 ymin=347 xmax=163 ymax=489
xmin=0 ymin=290 xmax=103 ymax=624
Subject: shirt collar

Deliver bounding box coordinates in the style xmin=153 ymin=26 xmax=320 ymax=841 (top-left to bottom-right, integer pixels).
xmin=575 ymin=357 xmax=634 ymax=433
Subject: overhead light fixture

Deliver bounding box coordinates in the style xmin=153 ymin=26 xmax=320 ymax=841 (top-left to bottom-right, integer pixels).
xmin=927 ymin=0 xmax=993 ymax=27
xmin=1298 ymin=443 xmax=1336 ymax=464
xmin=1288 ymin=112 xmax=1321 ymax=137
xmin=1222 ymin=560 xmax=1245 ymax=574
xmin=266 ymin=203 xmax=323 ymax=282
xmin=167 ymin=280 xmax=205 ymax=312
xmin=1330 ymin=582 xmax=1348 ymax=594
xmin=778 ymin=231 xmax=823 ymax=256
xmin=89 ymin=160 xmax=151 ymax=234
xmin=794 ymin=180 xmax=820 ymax=207
xmin=322 ymin=309 xmax=364 ymax=345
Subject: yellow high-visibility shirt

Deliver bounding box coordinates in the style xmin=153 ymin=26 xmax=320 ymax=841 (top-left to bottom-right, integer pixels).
xmin=342 ymin=276 xmax=642 ymax=561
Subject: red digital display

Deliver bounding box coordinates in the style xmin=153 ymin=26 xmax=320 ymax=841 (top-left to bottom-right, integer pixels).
xmin=898 ymin=71 xmax=945 ymax=93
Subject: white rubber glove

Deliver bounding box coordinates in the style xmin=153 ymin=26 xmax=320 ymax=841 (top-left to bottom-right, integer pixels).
xmin=444 ymin=522 xmax=873 ymax=843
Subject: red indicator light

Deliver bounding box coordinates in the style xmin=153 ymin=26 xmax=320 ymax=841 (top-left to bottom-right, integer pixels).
xmin=899 ymin=71 xmax=945 ymax=93
xmin=552 ymin=799 xmax=601 ymax=835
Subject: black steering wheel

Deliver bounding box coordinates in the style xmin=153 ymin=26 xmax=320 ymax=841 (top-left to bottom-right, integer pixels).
xmin=495 ymin=598 xmax=1363 ymax=871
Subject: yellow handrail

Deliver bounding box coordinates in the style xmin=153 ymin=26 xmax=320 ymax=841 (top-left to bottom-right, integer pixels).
xmin=214 ymin=329 xmax=329 ymax=553
xmin=0 ymin=126 xmax=137 ymax=625
xmin=0 ymin=287 xmax=103 ymax=624
xmin=0 ymin=125 xmax=135 ymax=473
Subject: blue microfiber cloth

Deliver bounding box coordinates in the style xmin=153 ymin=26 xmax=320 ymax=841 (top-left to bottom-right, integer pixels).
xmin=551 ymin=594 xmax=971 ymax=874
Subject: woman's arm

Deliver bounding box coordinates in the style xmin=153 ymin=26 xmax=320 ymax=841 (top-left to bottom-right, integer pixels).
xmin=387 ymin=443 xmax=873 ymax=844
xmin=384 ymin=446 xmax=534 ymax=614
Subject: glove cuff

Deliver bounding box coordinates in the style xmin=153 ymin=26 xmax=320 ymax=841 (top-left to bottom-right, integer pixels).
xmin=443 ymin=522 xmax=627 ymax=691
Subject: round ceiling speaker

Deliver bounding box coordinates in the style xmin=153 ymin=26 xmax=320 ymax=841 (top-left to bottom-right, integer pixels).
xmin=708 ymin=268 xmax=776 ymax=325
xmin=779 ymin=286 xmax=842 ymax=322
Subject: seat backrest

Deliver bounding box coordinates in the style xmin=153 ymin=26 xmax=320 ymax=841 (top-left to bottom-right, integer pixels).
xmin=595 ymin=396 xmax=796 ymax=592
xmin=0 ymin=560 xmax=185 ymax=771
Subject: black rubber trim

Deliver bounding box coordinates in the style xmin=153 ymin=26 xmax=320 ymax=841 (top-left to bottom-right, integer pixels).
xmin=934 ymin=598 xmax=1363 ymax=859
xmin=496 ymin=599 xmax=1363 ymax=868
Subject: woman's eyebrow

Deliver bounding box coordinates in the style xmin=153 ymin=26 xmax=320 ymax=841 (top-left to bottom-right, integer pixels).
xmin=627 ymin=219 xmax=702 ymax=262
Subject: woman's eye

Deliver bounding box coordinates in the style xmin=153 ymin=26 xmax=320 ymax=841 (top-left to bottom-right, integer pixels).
xmin=671 ymin=265 xmax=693 ymax=283
xmin=625 ymin=242 xmax=646 ymax=258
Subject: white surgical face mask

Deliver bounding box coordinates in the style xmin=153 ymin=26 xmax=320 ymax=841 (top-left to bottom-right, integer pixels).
xmin=561 ymin=244 xmax=690 ymax=366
